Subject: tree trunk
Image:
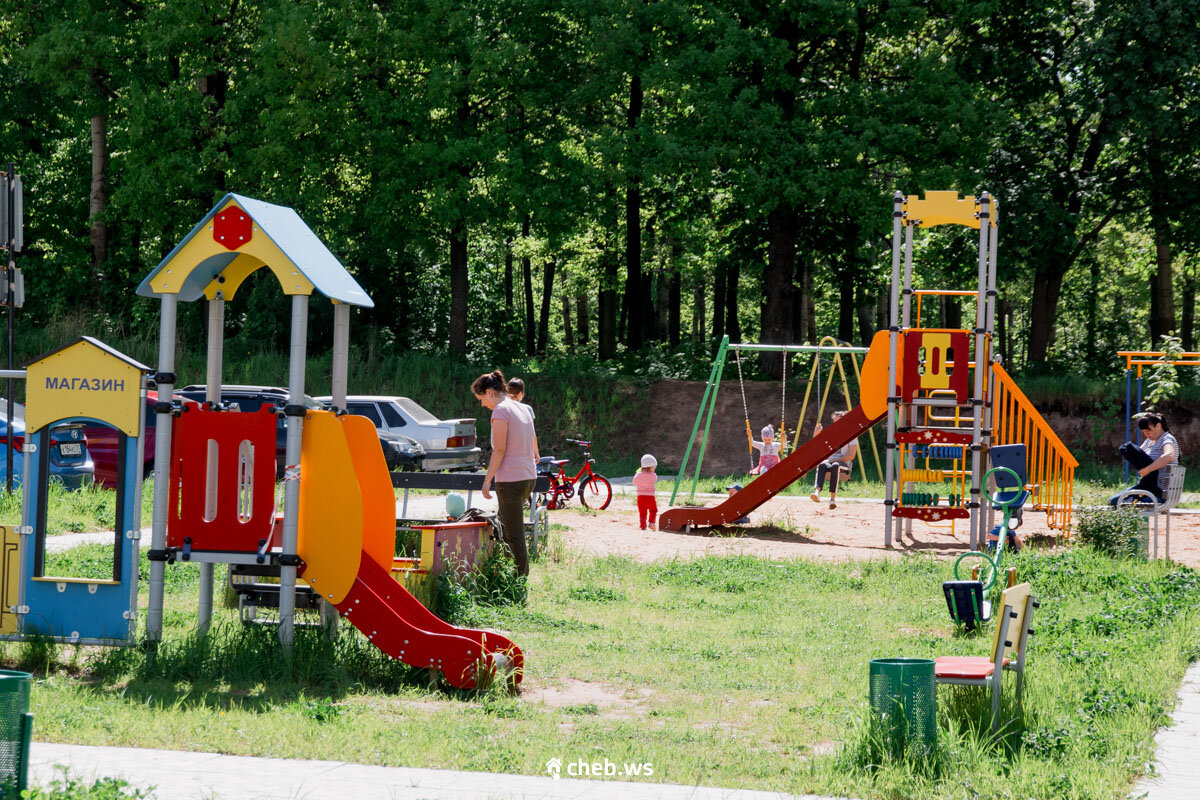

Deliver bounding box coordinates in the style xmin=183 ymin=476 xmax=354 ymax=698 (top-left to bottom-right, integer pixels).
xmin=537 ymin=258 xmax=556 ymax=354
xmin=761 ymin=207 xmax=797 ymax=377
xmin=837 ymin=221 xmax=858 ymax=343
xmin=504 ymin=236 xmax=514 ymax=311
xmin=792 ymin=248 xmax=809 ymax=344
xmin=576 ymin=291 xmax=588 ymax=344
xmin=1027 ymin=263 xmax=1068 ymax=364
xmin=561 ymin=294 xmax=574 ymax=350
xmin=599 ymin=244 xmax=618 ymax=359
xmin=856 ymin=284 xmax=875 ymax=346
xmin=624 ymin=73 xmax=644 ymax=351
xmin=448 ymin=228 xmax=468 ymax=356
xmin=89 ymin=113 xmax=108 ymax=279
xmin=713 ymin=266 xmax=727 ymax=343
xmin=725 ymin=261 xmax=741 ymax=343
xmin=1147 ymin=138 xmax=1176 ymax=344
xmin=668 ymin=267 xmax=680 ymax=347
xmin=1181 ymin=271 xmax=1196 ymax=351
xmin=997 ymin=297 xmax=1010 ymax=365
xmin=692 ymin=271 xmax=706 ymax=344
xmin=640 ymin=270 xmax=654 ymax=344
xmin=522 ymin=216 xmax=535 ymax=355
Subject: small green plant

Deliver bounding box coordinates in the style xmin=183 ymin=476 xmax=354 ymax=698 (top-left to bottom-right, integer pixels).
xmin=1145 ymin=334 xmax=1184 ymax=410
xmin=1074 ymin=506 xmax=1147 ymax=558
xmin=300 ymin=696 xmax=344 ymax=723
xmin=433 ymin=543 xmax=528 ymax=623
xmin=23 ymin=768 xmax=153 ymax=798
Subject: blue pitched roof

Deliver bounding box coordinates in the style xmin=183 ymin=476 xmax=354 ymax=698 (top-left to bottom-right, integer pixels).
xmin=136 ymin=193 xmax=374 ymax=308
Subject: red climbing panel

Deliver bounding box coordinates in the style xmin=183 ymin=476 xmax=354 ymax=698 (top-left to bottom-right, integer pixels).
xmin=901 ymin=330 xmax=969 ymax=403
xmin=167 ymin=405 xmax=278 ymax=553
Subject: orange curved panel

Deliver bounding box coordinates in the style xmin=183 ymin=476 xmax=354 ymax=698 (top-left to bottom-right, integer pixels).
xmin=340 ymin=414 xmax=396 ymax=573
xmin=297 ymin=410 xmax=363 ymax=604
xmin=859 ymin=331 xmax=891 ymax=419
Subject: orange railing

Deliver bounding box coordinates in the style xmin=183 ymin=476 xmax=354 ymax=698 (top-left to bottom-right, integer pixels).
xmin=991 ymin=363 xmax=1079 ymax=531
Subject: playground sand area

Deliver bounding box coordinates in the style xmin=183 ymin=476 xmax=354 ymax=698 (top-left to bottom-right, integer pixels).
xmin=549 ymin=494 xmax=1200 ymax=568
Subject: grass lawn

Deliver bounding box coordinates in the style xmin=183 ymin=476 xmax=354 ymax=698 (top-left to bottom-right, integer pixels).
xmin=6 ymin=533 xmax=1197 ymax=800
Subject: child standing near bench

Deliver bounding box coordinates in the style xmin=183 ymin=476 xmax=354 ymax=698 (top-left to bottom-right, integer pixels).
xmin=633 ymin=454 xmax=658 ymax=530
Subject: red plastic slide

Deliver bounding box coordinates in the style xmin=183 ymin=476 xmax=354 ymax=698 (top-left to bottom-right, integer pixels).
xmin=333 ymin=553 xmax=524 ymax=690
xmin=658 ymin=405 xmax=884 ymax=532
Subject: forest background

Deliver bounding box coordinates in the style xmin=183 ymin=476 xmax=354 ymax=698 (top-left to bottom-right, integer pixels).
xmin=0 ymin=0 xmax=1198 ymax=401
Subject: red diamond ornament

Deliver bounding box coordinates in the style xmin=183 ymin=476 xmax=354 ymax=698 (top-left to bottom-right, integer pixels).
xmin=212 ymin=208 xmax=253 ymax=251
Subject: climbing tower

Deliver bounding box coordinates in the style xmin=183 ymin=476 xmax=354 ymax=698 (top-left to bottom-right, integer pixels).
xmin=883 ymin=191 xmax=1077 ymax=548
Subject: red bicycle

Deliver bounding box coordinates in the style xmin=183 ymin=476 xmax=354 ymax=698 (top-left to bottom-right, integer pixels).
xmin=537 ymin=439 xmax=613 ymax=510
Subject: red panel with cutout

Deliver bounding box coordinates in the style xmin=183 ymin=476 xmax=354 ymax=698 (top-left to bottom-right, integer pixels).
xmin=167 ymin=405 xmax=278 ymax=552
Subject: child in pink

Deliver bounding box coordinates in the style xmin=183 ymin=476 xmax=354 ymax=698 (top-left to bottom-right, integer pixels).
xmin=633 ymin=454 xmax=658 ymax=530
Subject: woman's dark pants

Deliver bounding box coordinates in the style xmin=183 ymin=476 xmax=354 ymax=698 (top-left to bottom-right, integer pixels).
xmin=496 ymin=479 xmax=535 ymax=576
xmin=1109 ymin=442 xmax=1163 ymax=506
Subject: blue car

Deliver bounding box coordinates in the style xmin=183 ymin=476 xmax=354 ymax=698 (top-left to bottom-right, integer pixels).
xmin=0 ymin=401 xmax=95 ymax=490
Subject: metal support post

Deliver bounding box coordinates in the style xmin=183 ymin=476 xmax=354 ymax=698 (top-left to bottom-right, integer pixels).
xmin=198 ymin=296 xmax=225 ymax=633
xmin=1124 ymin=368 xmax=1132 ymax=481
xmin=884 ymin=192 xmax=903 ymax=547
xmin=278 ymin=294 xmax=309 ymax=651
xmin=322 ymin=302 xmax=350 ymax=635
xmin=146 ymin=294 xmax=178 ymax=642
xmin=968 ymin=193 xmax=991 ymax=549
xmin=4 ymin=164 xmax=15 ymax=496
xmin=671 ymin=336 xmax=727 ymax=505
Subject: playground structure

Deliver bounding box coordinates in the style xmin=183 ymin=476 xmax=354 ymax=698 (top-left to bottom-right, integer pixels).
xmin=670 ymin=337 xmax=884 ymax=506
xmin=660 ymin=191 xmax=1078 ymax=547
xmin=131 ymin=193 xmax=519 ymax=688
xmin=0 ymin=338 xmax=148 ymax=645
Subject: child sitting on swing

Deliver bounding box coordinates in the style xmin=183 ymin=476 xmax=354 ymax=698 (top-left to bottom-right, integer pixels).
xmin=750 ymin=425 xmax=782 ymax=475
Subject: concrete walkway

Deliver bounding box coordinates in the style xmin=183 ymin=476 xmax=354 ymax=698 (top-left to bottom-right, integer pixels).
xmin=29 ymin=743 xmax=833 ymax=800
xmin=1133 ymin=660 xmax=1200 ymax=799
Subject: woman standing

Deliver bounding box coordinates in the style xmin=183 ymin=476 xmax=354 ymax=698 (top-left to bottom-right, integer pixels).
xmin=473 ymin=370 xmax=537 ymax=576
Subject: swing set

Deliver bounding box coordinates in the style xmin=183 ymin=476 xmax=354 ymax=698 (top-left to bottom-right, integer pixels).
xmin=670 ymin=335 xmax=884 ymax=505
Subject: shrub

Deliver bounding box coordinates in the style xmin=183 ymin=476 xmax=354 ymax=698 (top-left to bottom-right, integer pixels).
xmin=434 ymin=542 xmax=528 ymax=622
xmin=1074 ymin=506 xmax=1146 ymax=558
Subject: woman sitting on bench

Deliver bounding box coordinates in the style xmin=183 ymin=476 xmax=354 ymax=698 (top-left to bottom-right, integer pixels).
xmin=1110 ymin=412 xmax=1179 ymax=506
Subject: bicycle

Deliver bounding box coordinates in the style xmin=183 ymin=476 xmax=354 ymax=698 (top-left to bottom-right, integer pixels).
xmin=537 ymin=438 xmax=613 ymax=510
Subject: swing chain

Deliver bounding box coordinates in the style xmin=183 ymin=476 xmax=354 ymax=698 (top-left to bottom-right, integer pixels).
xmin=735 ymin=348 xmax=755 ymax=470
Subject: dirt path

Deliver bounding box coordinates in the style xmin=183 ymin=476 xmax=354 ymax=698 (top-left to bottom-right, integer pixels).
xmin=550 ymin=493 xmax=1200 ymax=568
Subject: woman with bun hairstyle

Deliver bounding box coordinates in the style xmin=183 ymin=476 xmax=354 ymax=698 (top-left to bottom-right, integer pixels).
xmin=472 ymin=369 xmax=537 ymax=576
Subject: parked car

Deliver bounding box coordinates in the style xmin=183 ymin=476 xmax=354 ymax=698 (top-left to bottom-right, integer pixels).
xmin=0 ymin=400 xmax=94 ymax=490
xmin=85 ymin=390 xmax=161 ymax=487
xmin=176 ymin=385 xmax=425 ymax=473
xmin=317 ymin=395 xmax=480 ymax=471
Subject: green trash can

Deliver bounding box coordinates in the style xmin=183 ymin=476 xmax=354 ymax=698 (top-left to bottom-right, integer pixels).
xmin=0 ymin=670 xmax=32 ymax=799
xmin=869 ymin=657 xmax=936 ymax=755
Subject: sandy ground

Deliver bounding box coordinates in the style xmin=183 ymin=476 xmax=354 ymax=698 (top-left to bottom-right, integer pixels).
xmin=548 ymin=490 xmax=1200 ymax=568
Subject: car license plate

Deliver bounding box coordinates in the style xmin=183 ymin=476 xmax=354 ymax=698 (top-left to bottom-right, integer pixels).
xmin=59 ymin=443 xmax=83 ymax=457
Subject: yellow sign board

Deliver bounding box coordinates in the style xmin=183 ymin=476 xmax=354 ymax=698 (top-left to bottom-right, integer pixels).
xmin=25 ymin=337 xmax=150 ymax=437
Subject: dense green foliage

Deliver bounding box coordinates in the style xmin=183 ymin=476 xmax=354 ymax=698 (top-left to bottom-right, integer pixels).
xmin=0 ymin=1 xmax=1197 ymax=379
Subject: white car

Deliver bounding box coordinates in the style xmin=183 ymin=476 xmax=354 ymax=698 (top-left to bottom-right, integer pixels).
xmin=319 ymin=395 xmax=482 ymax=471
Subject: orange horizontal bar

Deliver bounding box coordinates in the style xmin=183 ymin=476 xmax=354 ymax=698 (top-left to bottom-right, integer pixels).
xmin=912 ymin=290 xmax=978 ymax=297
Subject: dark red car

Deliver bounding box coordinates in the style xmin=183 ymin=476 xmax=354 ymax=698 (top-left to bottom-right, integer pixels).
xmin=85 ymin=391 xmax=160 ymax=487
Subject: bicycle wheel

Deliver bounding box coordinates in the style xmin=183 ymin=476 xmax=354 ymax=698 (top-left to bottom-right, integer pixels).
xmin=579 ymin=474 xmax=613 ymax=510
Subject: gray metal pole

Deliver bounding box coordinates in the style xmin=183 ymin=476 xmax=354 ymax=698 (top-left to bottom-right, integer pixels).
xmin=331 ymin=303 xmax=350 ymax=408
xmin=146 ymin=294 xmax=178 ymax=642
xmin=5 ymin=164 xmax=15 ymax=496
xmin=968 ymin=193 xmax=991 ymax=549
xmin=884 ymin=191 xmax=903 ymax=547
xmin=322 ymin=301 xmax=350 ymax=635
xmin=278 ymin=294 xmax=309 ymax=651
xmin=198 ymin=295 xmax=225 ymax=633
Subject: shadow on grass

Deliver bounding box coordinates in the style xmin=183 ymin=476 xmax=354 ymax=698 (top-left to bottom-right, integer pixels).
xmin=6 ymin=621 xmax=497 ymax=713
